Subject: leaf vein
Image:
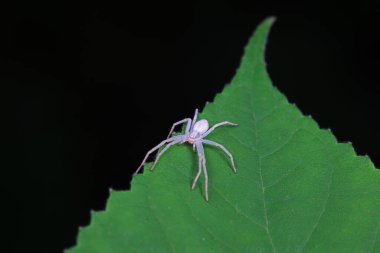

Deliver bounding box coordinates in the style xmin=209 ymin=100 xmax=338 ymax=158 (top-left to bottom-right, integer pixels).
xmin=369 ymin=216 xmax=380 ymax=252
xmin=297 ymin=133 xmax=335 ymax=253
xmin=211 ymin=184 xmax=267 ymax=230
xmin=186 ymin=202 xmax=239 ymax=253
xmin=260 ymin=128 xmax=302 ymax=159
xmin=145 ymin=194 xmax=176 ymax=253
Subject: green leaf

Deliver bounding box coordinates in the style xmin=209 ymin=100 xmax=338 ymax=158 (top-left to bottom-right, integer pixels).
xmin=67 ymin=18 xmax=380 ymax=253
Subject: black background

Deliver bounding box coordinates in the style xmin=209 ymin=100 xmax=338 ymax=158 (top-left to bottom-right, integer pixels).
xmin=1 ymin=1 xmax=379 ymax=252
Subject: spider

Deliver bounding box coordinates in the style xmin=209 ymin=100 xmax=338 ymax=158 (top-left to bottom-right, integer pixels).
xmin=134 ymin=108 xmax=238 ymax=201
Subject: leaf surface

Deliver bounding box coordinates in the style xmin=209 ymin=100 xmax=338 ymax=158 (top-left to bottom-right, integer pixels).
xmin=68 ymin=18 xmax=380 ymax=253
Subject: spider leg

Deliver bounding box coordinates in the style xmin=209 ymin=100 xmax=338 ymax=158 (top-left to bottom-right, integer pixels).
xmin=134 ymin=136 xmax=178 ymax=175
xmin=202 ymin=121 xmax=238 ymax=138
xmin=201 ymin=146 xmax=209 ymax=202
xmin=191 ymin=142 xmax=204 ymax=190
xmin=150 ymin=138 xmax=183 ymax=171
xmin=167 ymin=118 xmax=192 ymax=138
xmin=190 ymin=108 xmax=199 ymax=131
xmin=195 ymin=142 xmax=209 ymax=202
xmin=202 ymin=139 xmax=237 ymax=173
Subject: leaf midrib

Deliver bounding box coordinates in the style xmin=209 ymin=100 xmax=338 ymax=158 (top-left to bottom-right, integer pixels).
xmin=241 ymin=38 xmax=278 ymax=252
xmin=251 ymin=96 xmax=277 ymax=253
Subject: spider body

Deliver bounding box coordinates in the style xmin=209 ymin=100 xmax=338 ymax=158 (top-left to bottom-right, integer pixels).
xmin=188 ymin=119 xmax=209 ymax=144
xmin=134 ymin=109 xmax=238 ymax=201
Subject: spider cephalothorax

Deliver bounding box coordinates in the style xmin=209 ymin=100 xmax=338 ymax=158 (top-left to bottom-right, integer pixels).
xmin=134 ymin=109 xmax=238 ymax=201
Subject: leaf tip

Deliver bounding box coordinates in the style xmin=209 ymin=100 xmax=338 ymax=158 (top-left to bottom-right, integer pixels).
xmin=264 ymin=16 xmax=277 ymax=25
xmin=258 ymin=16 xmax=277 ymax=33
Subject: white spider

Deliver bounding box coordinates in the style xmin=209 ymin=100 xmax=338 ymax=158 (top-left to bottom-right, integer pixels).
xmin=134 ymin=109 xmax=238 ymax=201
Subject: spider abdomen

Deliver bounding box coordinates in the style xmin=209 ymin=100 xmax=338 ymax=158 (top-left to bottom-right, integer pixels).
xmin=192 ymin=119 xmax=209 ymax=134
